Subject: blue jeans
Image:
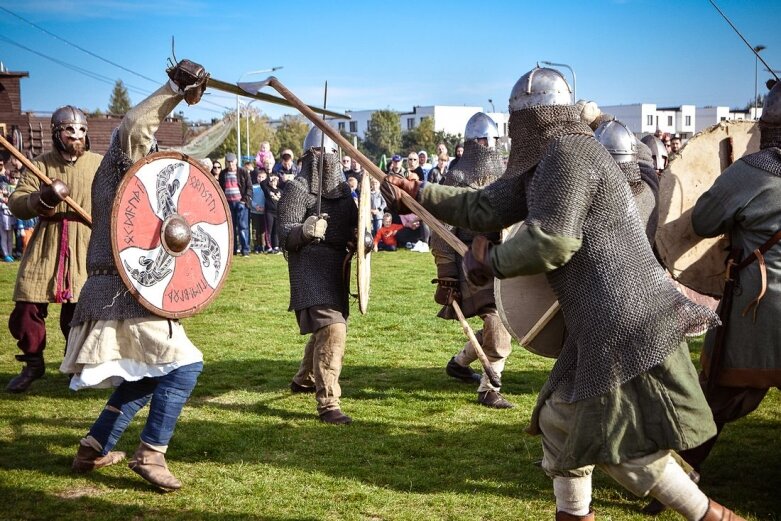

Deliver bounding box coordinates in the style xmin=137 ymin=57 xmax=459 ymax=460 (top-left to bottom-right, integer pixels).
xmin=88 ymin=362 xmax=203 ymax=453
xmin=229 ymin=201 xmax=250 ymax=254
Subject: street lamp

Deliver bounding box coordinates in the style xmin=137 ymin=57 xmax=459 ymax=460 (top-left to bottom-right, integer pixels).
xmin=245 ymin=99 xmax=259 ymax=163
xmin=237 ymin=67 xmax=283 ymax=161
xmin=540 ymin=61 xmax=576 ymax=103
xmin=754 ymin=45 xmax=766 ymax=120
xmin=488 ymin=99 xmax=495 ymax=113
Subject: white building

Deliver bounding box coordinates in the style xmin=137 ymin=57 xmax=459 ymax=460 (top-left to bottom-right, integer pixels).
xmin=327 ymin=105 xmax=508 ymax=142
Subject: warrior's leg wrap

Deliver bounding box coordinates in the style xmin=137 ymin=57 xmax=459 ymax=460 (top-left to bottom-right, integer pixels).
xmin=553 ymin=475 xmax=592 ymax=516
xmin=648 ymin=456 xmax=708 ymax=521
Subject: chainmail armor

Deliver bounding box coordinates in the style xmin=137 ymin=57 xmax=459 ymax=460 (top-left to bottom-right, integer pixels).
xmin=525 ymin=132 xmax=719 ymax=403
xmin=301 ymin=150 xmax=348 ymax=199
xmin=617 ymin=161 xmax=643 ymax=195
xmin=431 ymin=141 xmax=504 ymax=319
xmin=636 ymin=140 xmax=660 ymax=242
xmin=759 ymin=121 xmax=781 ymax=151
xmin=278 ymin=163 xmax=357 ymax=314
xmin=72 ymin=129 xmax=151 ymax=324
xmin=741 ymin=146 xmax=781 ymax=177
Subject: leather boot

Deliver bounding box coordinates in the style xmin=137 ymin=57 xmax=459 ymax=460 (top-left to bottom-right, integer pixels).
xmin=477 ymin=390 xmax=514 ymax=409
xmin=319 ymin=409 xmax=352 ymax=425
xmin=72 ymin=444 xmax=126 ymax=473
xmin=6 ymin=354 xmax=45 ymax=393
xmin=556 ymin=510 xmax=595 ymax=520
xmin=700 ymin=500 xmax=746 ymax=521
xmin=128 ymin=443 xmax=182 ymax=490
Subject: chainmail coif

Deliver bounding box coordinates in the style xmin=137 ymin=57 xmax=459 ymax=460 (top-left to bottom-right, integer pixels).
xmin=523 ymin=131 xmax=719 ymax=402
xmin=447 ymin=140 xmax=504 ymax=189
xmin=300 ymin=150 xmax=349 ymax=199
xmin=743 ymin=122 xmax=781 ymax=176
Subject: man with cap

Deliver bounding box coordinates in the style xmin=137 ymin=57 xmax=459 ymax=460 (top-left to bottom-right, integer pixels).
xmin=386 ymin=154 xmax=407 ymax=178
xmin=279 ymin=127 xmax=358 ymax=425
xmin=219 ymin=151 xmax=252 ymax=256
xmin=6 ymin=105 xmax=102 ymax=393
xmin=383 ymin=66 xmax=744 ymax=520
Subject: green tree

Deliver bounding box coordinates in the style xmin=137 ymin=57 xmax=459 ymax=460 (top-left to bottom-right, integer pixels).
xmin=213 ymin=108 xmax=277 ymax=163
xmin=108 ymin=80 xmax=132 ymax=115
xmin=433 ymin=130 xmax=464 ymax=157
xmin=275 ymin=115 xmax=310 ymax=158
xmin=364 ymin=110 xmax=401 ymax=163
xmin=401 ymin=116 xmax=437 ymax=155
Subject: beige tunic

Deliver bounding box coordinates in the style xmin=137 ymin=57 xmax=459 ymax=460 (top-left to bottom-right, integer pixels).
xmin=8 ymin=150 xmax=102 ymax=303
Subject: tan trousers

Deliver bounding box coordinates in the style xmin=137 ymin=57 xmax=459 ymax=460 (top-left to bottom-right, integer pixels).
xmin=539 ymin=391 xmax=670 ymax=497
xmin=454 ymin=311 xmax=512 ymax=392
xmin=292 ymin=323 xmax=346 ymax=414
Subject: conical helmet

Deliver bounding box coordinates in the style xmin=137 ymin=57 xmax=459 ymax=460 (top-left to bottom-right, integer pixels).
xmin=595 ymin=120 xmax=637 ymax=163
xmin=509 ymin=67 xmax=572 ymax=112
xmin=303 ymin=126 xmax=337 ymax=153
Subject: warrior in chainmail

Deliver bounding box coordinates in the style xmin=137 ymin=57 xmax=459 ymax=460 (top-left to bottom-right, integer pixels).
xmin=431 ymin=112 xmax=514 ymax=409
xmin=681 ymin=80 xmax=781 ymax=482
xmin=59 ymin=59 xmax=210 ymax=491
xmin=279 ymin=127 xmax=357 ymax=425
xmin=383 ymin=67 xmax=745 ymax=520
xmin=594 ymin=118 xmax=658 ymax=244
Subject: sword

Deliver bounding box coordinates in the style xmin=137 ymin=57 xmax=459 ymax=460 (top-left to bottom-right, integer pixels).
xmin=316 ymin=81 xmax=327 ymax=218
xmin=0 ymin=135 xmax=92 ymax=226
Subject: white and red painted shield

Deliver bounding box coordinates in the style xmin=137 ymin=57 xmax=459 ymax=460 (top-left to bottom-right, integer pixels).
xmin=111 ymin=151 xmax=233 ymax=318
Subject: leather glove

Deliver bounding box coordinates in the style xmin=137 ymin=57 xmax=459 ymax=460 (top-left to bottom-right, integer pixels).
xmin=462 ymin=234 xmax=496 ymax=287
xmin=432 ymin=277 xmax=461 ymax=306
xmin=302 ymin=214 xmax=328 ymax=241
xmin=32 ymin=179 xmax=70 ymax=216
xmin=380 ymin=175 xmax=421 ymax=214
xmin=166 ymin=59 xmax=210 ymax=105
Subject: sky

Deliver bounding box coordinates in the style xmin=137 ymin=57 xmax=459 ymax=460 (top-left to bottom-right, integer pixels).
xmin=0 ymin=0 xmax=779 ymax=124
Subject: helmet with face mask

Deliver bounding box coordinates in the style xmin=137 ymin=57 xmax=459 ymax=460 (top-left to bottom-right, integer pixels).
xmin=51 ymin=105 xmax=90 ymax=153
xmin=303 ymin=126 xmax=338 ymax=154
xmin=464 ymin=112 xmax=500 ymax=148
xmin=640 ymin=135 xmax=668 ymax=171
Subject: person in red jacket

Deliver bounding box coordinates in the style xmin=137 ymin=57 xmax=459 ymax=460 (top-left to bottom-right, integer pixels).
xmin=373 ymin=213 xmax=404 ymax=251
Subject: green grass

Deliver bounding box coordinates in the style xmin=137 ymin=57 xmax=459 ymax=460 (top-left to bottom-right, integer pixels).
xmin=0 ymin=251 xmax=778 ymax=520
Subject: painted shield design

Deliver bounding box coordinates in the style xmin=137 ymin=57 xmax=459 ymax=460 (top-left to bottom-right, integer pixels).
xmin=656 ymin=120 xmax=760 ymax=297
xmin=356 ymin=174 xmax=372 ymax=314
xmin=111 ymin=151 xmax=233 ymax=318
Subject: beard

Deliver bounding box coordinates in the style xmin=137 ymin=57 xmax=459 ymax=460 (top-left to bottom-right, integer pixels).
xmin=63 ymin=139 xmax=86 ymax=157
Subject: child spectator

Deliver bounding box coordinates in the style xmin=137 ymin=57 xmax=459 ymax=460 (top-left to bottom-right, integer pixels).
xmin=373 ymin=212 xmax=404 ymax=252
xmin=369 ymin=178 xmax=386 ymax=236
xmin=250 ymin=171 xmax=267 ymax=254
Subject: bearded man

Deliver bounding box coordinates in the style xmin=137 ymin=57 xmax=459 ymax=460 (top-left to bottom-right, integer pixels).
xmin=279 ymin=127 xmax=357 ymax=425
xmin=6 ymin=106 xmax=102 ymax=393
xmin=384 ymin=67 xmax=745 ymax=520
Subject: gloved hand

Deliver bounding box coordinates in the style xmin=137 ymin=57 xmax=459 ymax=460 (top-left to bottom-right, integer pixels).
xmin=575 ymin=99 xmax=602 ymax=129
xmin=432 ymin=277 xmax=461 ymax=306
xmin=302 ymin=214 xmax=328 ymax=241
xmin=166 ymin=59 xmax=210 ymax=105
xmin=32 ymin=179 xmax=70 ymax=216
xmin=462 ymin=234 xmax=496 ymax=287
xmin=380 ymin=175 xmax=421 ymax=214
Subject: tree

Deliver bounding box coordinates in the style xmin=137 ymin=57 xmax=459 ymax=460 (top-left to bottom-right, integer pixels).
xmin=433 ymin=130 xmax=463 ymax=158
xmin=108 ymin=80 xmax=132 ymax=115
xmin=363 ymin=110 xmax=401 ymax=163
xmin=401 ymin=116 xmax=438 ymax=155
xmin=213 ymin=108 xmax=277 ymax=163
xmin=275 ymin=115 xmax=310 ymax=158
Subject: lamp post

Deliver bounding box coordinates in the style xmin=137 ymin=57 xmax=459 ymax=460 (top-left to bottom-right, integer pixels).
xmin=540 ymin=61 xmax=576 ymax=103
xmin=754 ymin=45 xmax=766 ymax=120
xmin=488 ymin=99 xmax=495 ymax=113
xmin=245 ymin=99 xmax=259 ymax=163
xmin=237 ymin=67 xmax=283 ymax=161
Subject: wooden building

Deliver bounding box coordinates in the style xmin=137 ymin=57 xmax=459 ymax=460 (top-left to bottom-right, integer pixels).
xmin=0 ymin=68 xmax=186 ymax=160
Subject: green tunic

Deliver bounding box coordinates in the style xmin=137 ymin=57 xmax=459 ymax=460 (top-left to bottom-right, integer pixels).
xmin=9 ymin=150 xmax=102 ymax=303
xmin=692 ymin=158 xmax=781 ymax=388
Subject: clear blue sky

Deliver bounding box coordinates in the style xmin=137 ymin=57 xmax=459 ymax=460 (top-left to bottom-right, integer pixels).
xmin=1 ymin=0 xmax=779 ymax=122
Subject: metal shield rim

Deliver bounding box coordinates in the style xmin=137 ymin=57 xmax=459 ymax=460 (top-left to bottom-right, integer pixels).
xmin=110 ymin=151 xmax=234 ymax=319
xmin=356 ymin=174 xmax=371 ymax=314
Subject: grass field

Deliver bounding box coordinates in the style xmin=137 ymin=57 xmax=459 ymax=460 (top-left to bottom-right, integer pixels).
xmin=0 ymin=250 xmax=778 ymax=520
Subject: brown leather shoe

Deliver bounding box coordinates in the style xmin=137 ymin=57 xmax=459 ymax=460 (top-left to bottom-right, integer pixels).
xmin=72 ymin=444 xmax=126 ymax=473
xmin=700 ymin=500 xmax=746 ymax=521
xmin=290 ymin=381 xmax=316 ymax=394
xmin=319 ymin=409 xmax=352 ymax=425
xmin=6 ymin=355 xmax=45 ymax=393
xmin=128 ymin=443 xmax=182 ymax=490
xmin=556 ymin=510 xmax=595 ymax=520
xmin=477 ymin=390 xmax=514 ymax=409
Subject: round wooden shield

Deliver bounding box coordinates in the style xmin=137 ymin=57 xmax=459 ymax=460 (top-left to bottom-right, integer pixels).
xmin=656 ymin=120 xmax=760 ymax=297
xmin=111 ymin=151 xmax=233 ymax=319
xmin=356 ymin=174 xmax=372 ymax=314
xmin=494 ymin=222 xmax=565 ymax=358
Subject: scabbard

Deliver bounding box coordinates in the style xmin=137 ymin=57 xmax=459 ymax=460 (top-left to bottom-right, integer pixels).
xmin=705 ymin=247 xmax=742 ymax=394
